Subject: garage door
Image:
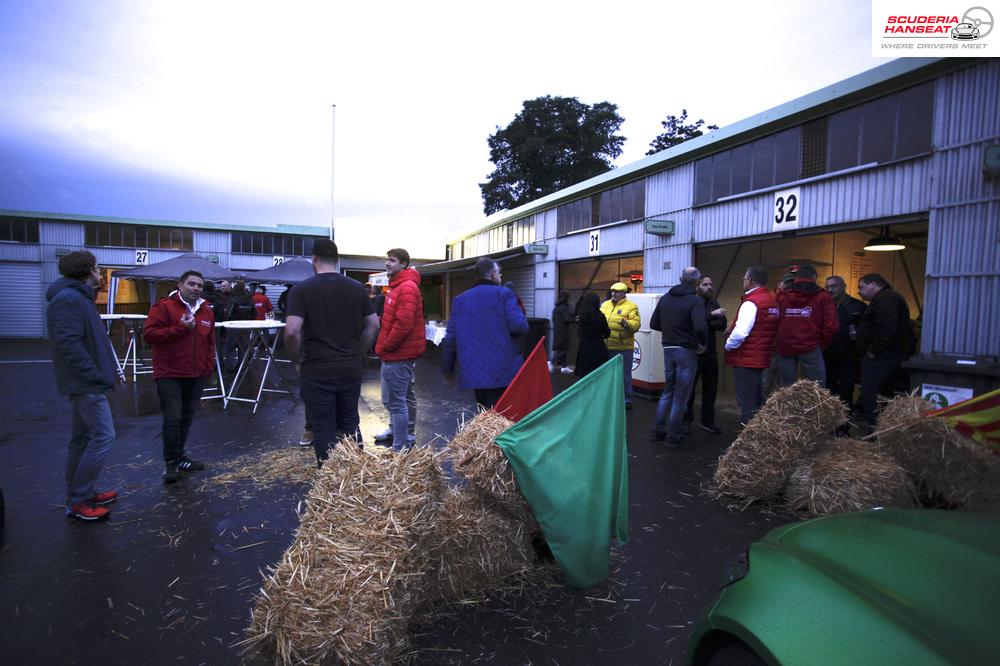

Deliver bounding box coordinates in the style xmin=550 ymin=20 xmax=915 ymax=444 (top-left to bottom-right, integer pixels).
xmin=0 ymin=263 xmax=46 ymax=337
xmin=502 ymin=265 xmax=535 ymax=316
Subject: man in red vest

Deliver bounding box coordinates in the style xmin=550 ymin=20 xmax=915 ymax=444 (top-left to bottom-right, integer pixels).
xmin=373 ymin=248 xmax=425 ymax=449
xmin=724 ymin=265 xmax=779 ymax=425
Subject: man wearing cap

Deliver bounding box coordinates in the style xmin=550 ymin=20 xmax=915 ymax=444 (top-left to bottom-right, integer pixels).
xmin=775 ymin=265 xmax=838 ymax=387
xmin=284 ymin=239 xmax=379 ymax=465
xmin=725 ymin=265 xmax=780 ymax=425
xmin=600 ymin=283 xmax=641 ymax=409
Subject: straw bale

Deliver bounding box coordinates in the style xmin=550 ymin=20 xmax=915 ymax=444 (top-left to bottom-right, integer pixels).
xmin=424 ymin=488 xmax=547 ymax=603
xmin=242 ymin=441 xmax=446 ymax=665
xmin=207 ymin=447 xmax=317 ymax=490
xmin=785 ymin=438 xmax=917 ymax=515
xmin=444 ymin=410 xmax=534 ymax=524
xmin=713 ymin=380 xmax=848 ymax=502
xmin=876 ymin=395 xmax=1000 ymax=512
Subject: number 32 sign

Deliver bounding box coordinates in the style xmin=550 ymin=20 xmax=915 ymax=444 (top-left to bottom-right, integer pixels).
xmin=772 ymin=188 xmax=800 ymax=232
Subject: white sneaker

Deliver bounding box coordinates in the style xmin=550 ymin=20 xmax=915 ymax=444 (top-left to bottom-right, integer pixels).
xmin=560 ymin=366 xmax=574 ymax=374
xmin=547 ymin=361 xmax=555 ymax=373
xmin=373 ymin=427 xmax=393 ymax=443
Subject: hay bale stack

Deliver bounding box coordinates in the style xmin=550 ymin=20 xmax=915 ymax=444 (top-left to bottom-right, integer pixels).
xmin=424 ymin=487 xmax=543 ymax=602
xmin=786 ymin=438 xmax=917 ymax=515
xmin=713 ymin=380 xmax=848 ymax=502
xmin=242 ymin=441 xmax=445 ymax=666
xmin=877 ymin=395 xmax=1000 ymax=512
xmin=444 ymin=411 xmax=534 ymax=524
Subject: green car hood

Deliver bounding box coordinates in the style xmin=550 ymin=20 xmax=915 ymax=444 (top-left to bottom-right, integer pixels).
xmin=697 ymin=509 xmax=1000 ymax=665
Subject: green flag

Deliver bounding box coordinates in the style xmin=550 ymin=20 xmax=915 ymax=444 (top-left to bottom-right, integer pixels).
xmin=496 ymin=355 xmax=629 ymax=588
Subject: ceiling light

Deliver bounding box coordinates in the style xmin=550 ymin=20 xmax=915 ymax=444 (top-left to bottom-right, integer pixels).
xmin=864 ymin=227 xmax=906 ymax=252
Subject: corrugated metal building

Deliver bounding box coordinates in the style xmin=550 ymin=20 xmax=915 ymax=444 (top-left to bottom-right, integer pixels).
xmin=428 ymin=57 xmax=1000 ymax=394
xmin=0 ymin=210 xmax=399 ymax=338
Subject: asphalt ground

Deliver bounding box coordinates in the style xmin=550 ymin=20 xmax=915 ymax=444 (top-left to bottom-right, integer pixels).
xmin=0 ymin=339 xmax=783 ymax=665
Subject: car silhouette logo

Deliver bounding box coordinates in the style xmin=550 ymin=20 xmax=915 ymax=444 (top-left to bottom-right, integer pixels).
xmin=951 ymin=22 xmax=980 ymax=39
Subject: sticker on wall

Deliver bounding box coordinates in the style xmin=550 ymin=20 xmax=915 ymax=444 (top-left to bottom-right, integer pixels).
xmin=632 ymin=339 xmax=641 ymax=372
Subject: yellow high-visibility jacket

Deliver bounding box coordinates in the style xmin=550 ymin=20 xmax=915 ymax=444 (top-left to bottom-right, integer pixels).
xmin=600 ymin=297 xmax=641 ymax=351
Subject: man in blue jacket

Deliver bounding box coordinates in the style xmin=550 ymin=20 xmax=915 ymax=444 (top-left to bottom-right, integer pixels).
xmin=441 ymin=257 xmax=529 ymax=409
xmin=46 ymin=250 xmax=120 ymax=521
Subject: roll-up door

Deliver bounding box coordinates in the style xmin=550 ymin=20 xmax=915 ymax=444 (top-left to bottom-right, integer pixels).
xmin=0 ymin=263 xmax=46 ymax=337
xmin=502 ymin=265 xmax=535 ymax=316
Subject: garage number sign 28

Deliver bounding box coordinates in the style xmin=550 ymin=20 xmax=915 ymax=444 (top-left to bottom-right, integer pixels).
xmin=772 ymin=188 xmax=801 ymax=232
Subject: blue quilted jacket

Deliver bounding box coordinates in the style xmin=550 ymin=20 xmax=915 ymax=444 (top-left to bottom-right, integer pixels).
xmin=441 ymin=281 xmax=529 ymax=389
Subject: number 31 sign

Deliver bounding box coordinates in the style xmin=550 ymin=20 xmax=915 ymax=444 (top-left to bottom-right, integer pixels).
xmin=772 ymin=188 xmax=800 ymax=232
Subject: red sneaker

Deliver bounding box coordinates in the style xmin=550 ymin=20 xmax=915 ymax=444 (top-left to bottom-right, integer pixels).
xmin=91 ymin=490 xmax=118 ymax=506
xmin=66 ymin=502 xmax=110 ymax=521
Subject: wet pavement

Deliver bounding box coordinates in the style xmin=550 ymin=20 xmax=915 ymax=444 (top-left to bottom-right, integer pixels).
xmin=0 ymin=340 xmax=783 ymax=665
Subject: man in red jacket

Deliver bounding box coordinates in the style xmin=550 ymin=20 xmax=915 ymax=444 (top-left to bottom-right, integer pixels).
xmin=725 ymin=265 xmax=779 ymax=425
xmin=144 ymin=270 xmax=216 ymax=483
xmin=373 ymin=248 xmax=424 ymax=449
xmin=775 ymin=265 xmax=838 ymax=387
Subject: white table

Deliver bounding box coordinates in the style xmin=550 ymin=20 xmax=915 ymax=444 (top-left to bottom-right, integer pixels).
xmin=100 ymin=314 xmax=150 ymax=381
xmin=215 ymin=320 xmax=295 ymax=413
xmin=425 ymin=322 xmax=448 ymax=346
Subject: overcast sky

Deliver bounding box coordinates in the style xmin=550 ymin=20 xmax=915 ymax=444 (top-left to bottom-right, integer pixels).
xmin=0 ymin=0 xmax=885 ymax=259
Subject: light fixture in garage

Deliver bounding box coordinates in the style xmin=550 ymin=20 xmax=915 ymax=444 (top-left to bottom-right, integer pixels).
xmin=864 ymin=227 xmax=906 ymax=252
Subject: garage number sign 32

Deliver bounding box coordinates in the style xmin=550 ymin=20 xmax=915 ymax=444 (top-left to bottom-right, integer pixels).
xmin=773 ymin=187 xmax=801 ymax=232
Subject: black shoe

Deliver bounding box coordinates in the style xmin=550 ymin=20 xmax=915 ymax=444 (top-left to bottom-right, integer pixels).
xmin=177 ymin=458 xmax=205 ymax=472
xmin=650 ymin=431 xmax=666 ymax=443
xmin=625 ymin=403 xmax=633 ymax=411
xmin=698 ymin=422 xmax=722 ymax=435
xmin=163 ymin=463 xmax=180 ymax=484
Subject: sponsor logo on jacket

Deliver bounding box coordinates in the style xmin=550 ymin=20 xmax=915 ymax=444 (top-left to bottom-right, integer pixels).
xmin=784 ymin=306 xmax=812 ymax=317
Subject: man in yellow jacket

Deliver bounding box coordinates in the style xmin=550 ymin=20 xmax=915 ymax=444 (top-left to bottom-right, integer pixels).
xmin=600 ymin=282 xmax=641 ymax=409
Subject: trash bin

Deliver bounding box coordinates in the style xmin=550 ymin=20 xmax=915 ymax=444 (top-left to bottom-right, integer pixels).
xmin=522 ymin=317 xmax=549 ymax=358
xmin=903 ymin=353 xmax=1000 ymax=409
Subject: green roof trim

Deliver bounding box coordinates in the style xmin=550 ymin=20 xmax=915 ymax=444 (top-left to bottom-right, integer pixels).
xmin=0 ymin=209 xmax=330 ymax=237
xmin=449 ymin=56 xmax=964 ymax=243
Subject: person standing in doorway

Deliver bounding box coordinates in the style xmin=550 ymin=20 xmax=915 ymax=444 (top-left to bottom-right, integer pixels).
xmin=550 ymin=291 xmax=574 ymax=374
xmin=47 ymin=250 xmax=120 ymax=521
xmin=144 ymin=271 xmax=216 ymax=484
xmin=775 ymin=265 xmax=838 ymax=387
xmin=441 ymin=258 xmax=528 ymax=409
xmin=574 ymin=291 xmax=610 ymax=379
xmin=285 ymin=239 xmax=379 ymax=465
xmin=823 ymin=275 xmax=866 ymax=434
xmin=373 ymin=248 xmax=424 ymax=450
xmin=600 ymin=282 xmax=641 ymax=409
xmin=650 ymin=267 xmax=708 ymax=448
xmin=725 ymin=266 xmax=780 ymax=425
xmin=683 ymin=275 xmax=727 ymax=434
xmin=856 ymin=273 xmax=914 ymax=431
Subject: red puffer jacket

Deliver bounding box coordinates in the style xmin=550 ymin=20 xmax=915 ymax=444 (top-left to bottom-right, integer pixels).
xmin=725 ymin=288 xmax=779 ymax=369
xmin=776 ymin=280 xmax=839 ymax=355
xmin=375 ymin=268 xmax=425 ymax=361
xmin=143 ymin=294 xmax=217 ymax=379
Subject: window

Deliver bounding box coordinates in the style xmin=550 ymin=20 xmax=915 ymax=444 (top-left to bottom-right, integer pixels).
xmin=895 ymin=82 xmax=933 ymax=158
xmin=731 ymin=144 xmax=752 ymax=194
xmin=556 ymin=197 xmax=592 ymax=235
xmin=83 ymin=222 xmax=193 ymax=250
xmin=861 ymin=96 xmax=895 ymax=164
xmin=800 ymin=119 xmax=828 ymax=178
xmin=0 ymin=216 xmax=40 ymax=243
xmin=774 ymin=128 xmax=800 ymax=184
xmin=751 ymin=136 xmax=775 ymax=191
xmin=711 ymin=151 xmax=732 ymax=200
xmin=230 ymin=231 xmax=324 ymax=256
xmin=828 ymin=107 xmax=860 ymax=171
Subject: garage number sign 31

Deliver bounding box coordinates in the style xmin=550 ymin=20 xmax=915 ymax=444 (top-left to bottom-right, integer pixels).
xmin=773 ymin=187 xmax=801 ymax=232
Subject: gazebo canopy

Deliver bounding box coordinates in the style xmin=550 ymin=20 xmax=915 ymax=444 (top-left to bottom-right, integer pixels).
xmin=238 ymin=257 xmax=315 ymax=285
xmin=111 ymin=252 xmax=239 ymax=281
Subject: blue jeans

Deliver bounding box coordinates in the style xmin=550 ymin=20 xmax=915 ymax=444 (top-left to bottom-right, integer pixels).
xmin=380 ymin=359 xmax=416 ymax=439
xmin=66 ymin=393 xmax=116 ymax=507
xmin=300 ymin=372 xmax=362 ymax=465
xmin=611 ymin=349 xmax=634 ymax=405
xmin=654 ymin=347 xmax=698 ymax=439
xmin=778 ymin=347 xmax=826 ymax=387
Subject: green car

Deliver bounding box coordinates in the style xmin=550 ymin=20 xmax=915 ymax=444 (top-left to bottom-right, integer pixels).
xmin=687 ymin=509 xmax=1000 ymax=665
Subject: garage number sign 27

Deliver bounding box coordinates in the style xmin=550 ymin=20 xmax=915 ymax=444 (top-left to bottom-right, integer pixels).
xmin=773 ymin=187 xmax=801 ymax=232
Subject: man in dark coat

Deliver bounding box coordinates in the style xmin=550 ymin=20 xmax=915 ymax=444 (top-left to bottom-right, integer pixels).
xmin=550 ymin=292 xmax=574 ymax=374
xmin=856 ymin=273 xmax=914 ymax=428
xmin=47 ymin=250 xmax=121 ymax=521
xmin=650 ymin=267 xmax=708 ymax=447
xmin=684 ymin=275 xmax=727 ymax=434
xmin=823 ymin=275 xmax=866 ymax=432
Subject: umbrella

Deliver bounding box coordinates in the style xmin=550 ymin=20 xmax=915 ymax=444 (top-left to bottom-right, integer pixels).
xmin=108 ymin=252 xmax=239 ymax=314
xmin=237 ymin=257 xmax=315 ymax=285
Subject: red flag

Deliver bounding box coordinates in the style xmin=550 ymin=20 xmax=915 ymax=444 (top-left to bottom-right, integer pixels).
xmin=494 ymin=336 xmax=553 ymax=422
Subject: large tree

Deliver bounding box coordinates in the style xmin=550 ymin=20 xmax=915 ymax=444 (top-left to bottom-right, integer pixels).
xmin=479 ymin=96 xmax=626 ymax=215
xmin=646 ymin=109 xmax=718 ymax=156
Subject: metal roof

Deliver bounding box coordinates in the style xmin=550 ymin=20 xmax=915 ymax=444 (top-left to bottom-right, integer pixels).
xmin=448 ymin=56 xmax=967 ymax=243
xmin=0 ymin=208 xmax=330 ymax=237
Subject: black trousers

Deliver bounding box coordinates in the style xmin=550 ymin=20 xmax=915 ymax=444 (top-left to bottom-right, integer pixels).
xmin=156 ymin=377 xmax=205 ymax=463
xmin=300 ymin=373 xmax=362 ymax=465
xmin=684 ymin=353 xmax=719 ymax=425
xmin=860 ymin=352 xmax=908 ymax=426
xmin=824 ymin=352 xmax=858 ymax=410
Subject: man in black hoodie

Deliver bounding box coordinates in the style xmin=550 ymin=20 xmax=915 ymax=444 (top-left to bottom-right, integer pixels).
xmin=856 ymin=273 xmax=914 ymax=428
xmin=650 ymin=267 xmax=708 ymax=447
xmin=684 ymin=275 xmax=727 ymax=435
xmin=46 ymin=251 xmax=120 ymax=521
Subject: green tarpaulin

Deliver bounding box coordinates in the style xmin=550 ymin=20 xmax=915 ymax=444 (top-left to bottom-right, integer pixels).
xmin=496 ymin=355 xmax=629 ymax=588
